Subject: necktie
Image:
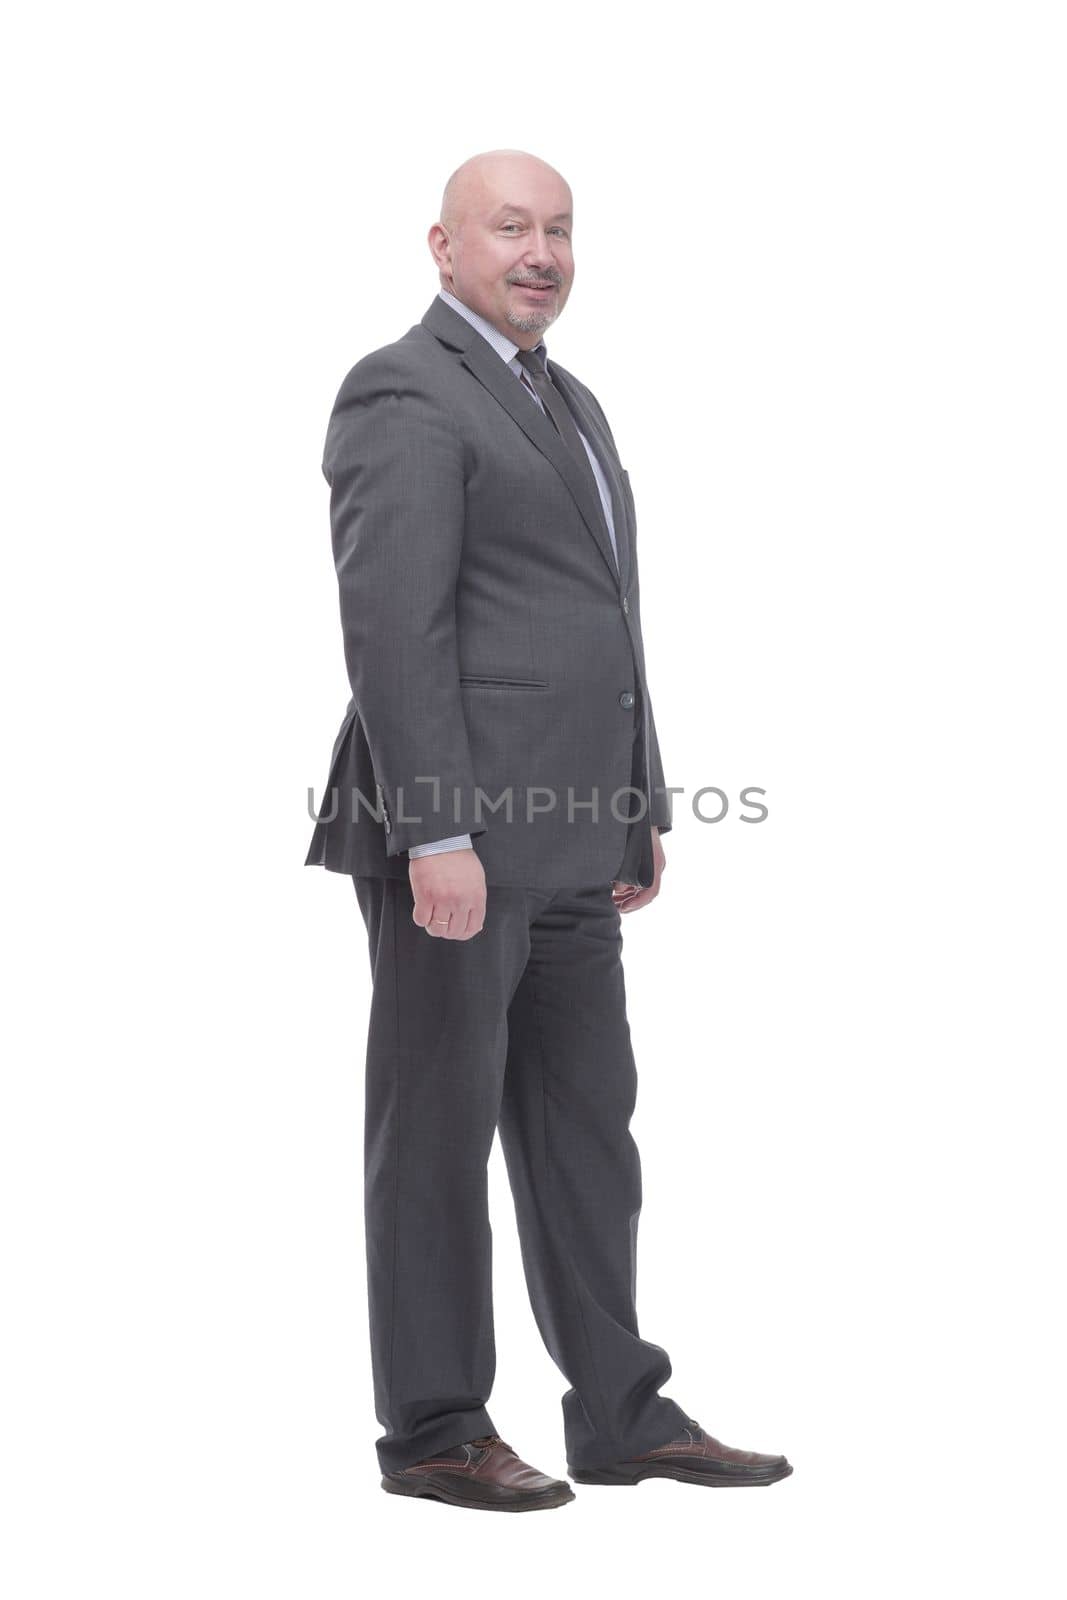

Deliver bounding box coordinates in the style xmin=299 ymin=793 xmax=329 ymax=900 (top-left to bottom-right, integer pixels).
xmin=515 ymin=346 xmax=605 ymax=507
xmin=515 ymin=346 xmax=633 ymax=763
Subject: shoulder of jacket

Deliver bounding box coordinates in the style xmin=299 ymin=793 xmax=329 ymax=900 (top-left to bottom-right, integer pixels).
xmin=331 ymin=326 xmax=447 ymax=407
xmin=322 ymin=333 xmax=461 ymax=478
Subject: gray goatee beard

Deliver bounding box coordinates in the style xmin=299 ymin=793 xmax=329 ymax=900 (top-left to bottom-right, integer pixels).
xmin=504 ymin=305 xmax=556 ymax=334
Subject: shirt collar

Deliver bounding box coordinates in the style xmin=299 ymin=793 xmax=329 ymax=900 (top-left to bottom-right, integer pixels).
xmin=438 ymin=288 xmax=547 ymax=371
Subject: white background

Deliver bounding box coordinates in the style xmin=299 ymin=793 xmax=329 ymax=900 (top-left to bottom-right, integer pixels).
xmin=3 ymin=2 xmax=1064 ymax=1594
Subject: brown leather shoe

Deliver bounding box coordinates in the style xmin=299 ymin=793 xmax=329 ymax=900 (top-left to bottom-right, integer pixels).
xmin=570 ymin=1419 xmax=793 ymax=1487
xmin=382 ymin=1434 xmax=575 ymax=1512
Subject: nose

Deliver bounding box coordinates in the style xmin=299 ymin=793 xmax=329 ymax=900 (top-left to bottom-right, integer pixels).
xmin=523 ymin=229 xmax=558 ymax=268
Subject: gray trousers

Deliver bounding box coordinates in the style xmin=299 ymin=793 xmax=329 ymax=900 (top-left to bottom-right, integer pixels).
xmin=352 ymin=873 xmax=690 ymax=1473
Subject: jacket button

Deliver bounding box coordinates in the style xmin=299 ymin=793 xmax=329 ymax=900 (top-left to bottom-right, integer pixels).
xmin=621 ymin=596 xmax=630 ymax=615
xmin=619 ymin=691 xmax=635 ymax=709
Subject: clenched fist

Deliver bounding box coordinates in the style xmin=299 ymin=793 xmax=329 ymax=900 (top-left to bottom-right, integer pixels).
xmin=409 ymin=848 xmax=487 ymax=940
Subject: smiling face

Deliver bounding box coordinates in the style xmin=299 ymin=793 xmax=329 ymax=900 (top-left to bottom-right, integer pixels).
xmin=429 ymin=150 xmax=575 ymax=348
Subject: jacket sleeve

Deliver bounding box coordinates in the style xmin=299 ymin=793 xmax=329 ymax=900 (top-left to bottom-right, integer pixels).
xmin=645 ymin=696 xmax=673 ymax=833
xmin=634 ymin=539 xmax=673 ymax=833
xmin=323 ymin=356 xmax=486 ymax=856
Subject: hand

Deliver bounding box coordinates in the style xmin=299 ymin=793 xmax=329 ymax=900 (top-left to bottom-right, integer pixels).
xmin=611 ymin=827 xmax=666 ymax=915
xmin=410 ymin=848 xmax=487 ymax=940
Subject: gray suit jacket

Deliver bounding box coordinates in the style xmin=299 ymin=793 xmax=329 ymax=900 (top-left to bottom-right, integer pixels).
xmin=305 ymin=294 xmax=671 ymax=890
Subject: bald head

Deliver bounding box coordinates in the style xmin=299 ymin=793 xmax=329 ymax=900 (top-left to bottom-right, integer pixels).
xmin=440 ymin=149 xmax=572 ymax=236
xmin=429 ymin=149 xmax=575 ymax=345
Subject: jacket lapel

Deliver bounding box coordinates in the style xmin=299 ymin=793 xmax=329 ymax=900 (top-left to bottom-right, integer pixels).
xmin=548 ymin=362 xmax=632 ymax=599
xmin=421 ymin=297 xmax=624 ymax=590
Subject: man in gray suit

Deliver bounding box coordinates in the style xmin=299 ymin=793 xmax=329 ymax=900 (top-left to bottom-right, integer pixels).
xmin=307 ymin=149 xmax=791 ymax=1511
